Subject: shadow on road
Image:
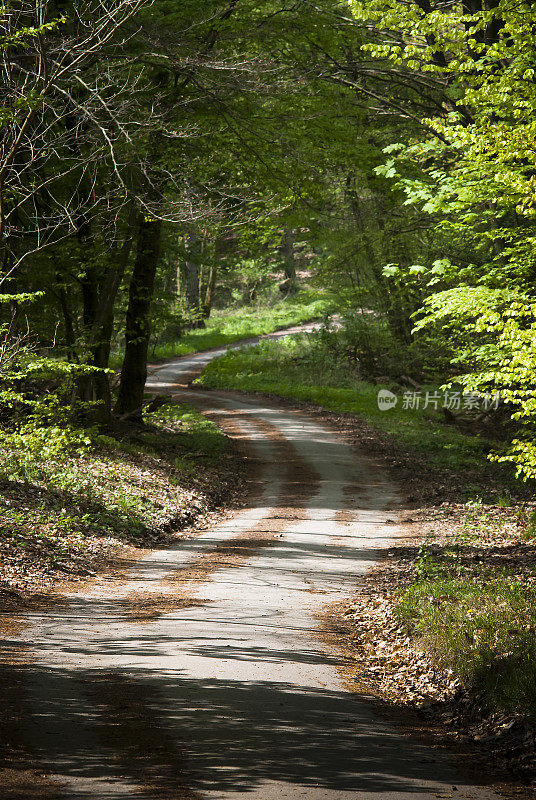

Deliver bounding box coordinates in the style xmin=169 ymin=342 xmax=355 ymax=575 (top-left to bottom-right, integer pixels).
xmin=0 ymin=660 xmax=478 ymax=798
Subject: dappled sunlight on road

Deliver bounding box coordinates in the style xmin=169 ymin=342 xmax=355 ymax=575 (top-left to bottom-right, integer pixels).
xmin=2 ymin=346 xmax=500 ymax=799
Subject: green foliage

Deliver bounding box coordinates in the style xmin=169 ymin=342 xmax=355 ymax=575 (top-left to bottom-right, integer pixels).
xmin=0 ymin=420 xmax=93 ymax=483
xmin=0 ymin=324 xmax=106 ymax=482
xmin=348 ymin=0 xmax=536 ymax=479
xmin=0 ymin=398 xmax=229 ymax=586
xmin=414 ymin=289 xmax=536 ymax=479
xmin=397 ymin=569 xmax=536 ymax=715
xmin=0 ymin=383 xmax=101 ymax=484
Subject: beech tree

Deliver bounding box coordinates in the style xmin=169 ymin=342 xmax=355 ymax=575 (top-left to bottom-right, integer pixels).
xmin=348 ymin=0 xmax=536 ymax=476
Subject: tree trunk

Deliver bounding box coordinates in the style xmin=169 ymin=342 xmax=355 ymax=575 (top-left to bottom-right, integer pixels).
xmin=180 ymin=231 xmax=205 ymax=327
xmin=7 ymin=274 xmax=20 ymax=336
xmin=115 ymin=214 xmax=162 ymax=418
xmin=76 ymin=203 xmax=137 ymax=423
xmin=56 ymin=281 xmax=77 ymax=361
xmin=89 ymin=202 xmax=137 ymax=366
xmin=184 ymin=256 xmax=200 ymax=309
xmin=182 ymin=231 xmax=201 ymax=312
xmin=202 ymin=265 xmax=218 ymax=318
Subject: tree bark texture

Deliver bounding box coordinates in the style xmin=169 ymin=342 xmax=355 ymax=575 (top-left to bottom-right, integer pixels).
xmin=115 ymin=214 xmax=162 ymax=417
xmin=203 ymin=265 xmax=218 ymax=318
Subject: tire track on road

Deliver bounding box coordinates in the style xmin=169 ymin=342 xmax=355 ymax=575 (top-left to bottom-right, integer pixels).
xmin=123 ymin=411 xmax=320 ymax=622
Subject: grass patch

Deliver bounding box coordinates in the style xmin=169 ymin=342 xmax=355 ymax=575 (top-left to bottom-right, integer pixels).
xmin=142 ymin=291 xmax=333 ymax=365
xmin=196 ymin=334 xmax=497 ymax=473
xmin=396 ymin=552 xmax=536 ymax=716
xmin=385 ymin=496 xmax=536 ymax=720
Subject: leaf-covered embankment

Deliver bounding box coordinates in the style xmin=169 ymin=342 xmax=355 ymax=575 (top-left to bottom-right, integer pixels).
xmin=0 ymin=403 xmax=245 ymax=604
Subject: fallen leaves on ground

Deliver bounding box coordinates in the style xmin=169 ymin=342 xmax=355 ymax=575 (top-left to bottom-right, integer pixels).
xmin=327 ymin=501 xmax=536 ymax=794
xmin=308 ymin=405 xmax=536 ymax=794
xmin=0 ymin=416 xmax=245 ymax=601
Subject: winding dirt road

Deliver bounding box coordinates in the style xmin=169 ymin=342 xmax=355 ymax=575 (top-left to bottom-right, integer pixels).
xmin=2 ymin=327 xmax=501 ymax=799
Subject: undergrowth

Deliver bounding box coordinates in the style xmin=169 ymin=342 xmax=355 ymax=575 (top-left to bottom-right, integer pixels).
xmin=395 ymin=499 xmax=536 ymax=718
xmin=396 ymin=552 xmax=536 ymax=716
xmin=0 ymin=402 xmax=230 ymax=592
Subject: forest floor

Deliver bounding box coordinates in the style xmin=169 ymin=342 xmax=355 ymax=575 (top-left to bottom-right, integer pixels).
xmin=292 ymin=404 xmax=536 ymax=796
xmin=0 ymin=403 xmax=247 ymax=621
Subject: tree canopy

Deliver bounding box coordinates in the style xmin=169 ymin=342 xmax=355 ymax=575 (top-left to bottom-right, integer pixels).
xmin=1 ymin=0 xmax=535 ymax=475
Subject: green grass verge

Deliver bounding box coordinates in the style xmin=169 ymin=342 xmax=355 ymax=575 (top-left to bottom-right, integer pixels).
xmin=145 ymin=291 xmax=333 ymax=364
xmin=196 ymin=335 xmax=497 ymax=473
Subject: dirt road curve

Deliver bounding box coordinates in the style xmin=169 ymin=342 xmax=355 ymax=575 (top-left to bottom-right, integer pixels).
xmin=2 ymin=327 xmax=500 ymax=799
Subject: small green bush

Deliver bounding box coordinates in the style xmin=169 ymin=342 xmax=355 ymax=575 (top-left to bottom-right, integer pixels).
xmin=397 ymin=574 xmax=536 ymax=715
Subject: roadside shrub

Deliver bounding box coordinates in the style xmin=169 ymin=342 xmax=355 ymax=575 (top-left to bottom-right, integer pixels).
xmin=396 ymin=574 xmax=536 ymax=716
xmin=0 ymin=417 xmax=94 ymax=483
xmin=301 ymin=313 xmax=453 ymax=382
xmin=0 ymin=331 xmax=101 ymax=482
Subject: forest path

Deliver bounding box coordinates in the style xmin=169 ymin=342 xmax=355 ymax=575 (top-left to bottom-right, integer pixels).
xmin=5 ymin=326 xmax=500 ymax=799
